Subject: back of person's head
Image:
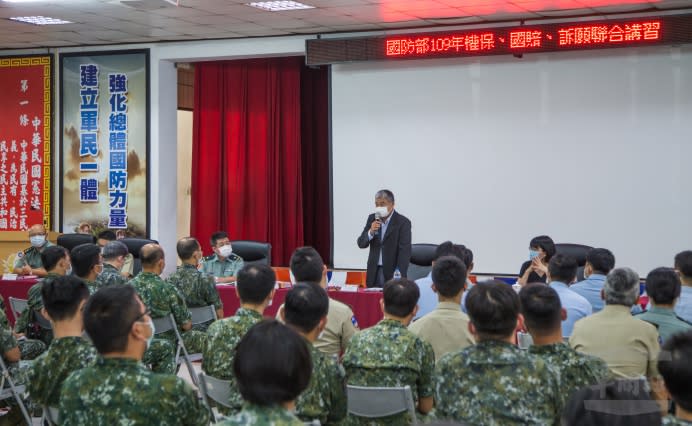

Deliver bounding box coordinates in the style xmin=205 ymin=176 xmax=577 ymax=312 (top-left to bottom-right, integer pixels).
xmin=97 ymin=230 xmax=117 ymax=242
xmin=519 ymin=283 xmax=562 ymax=336
xmin=603 ymin=267 xmax=640 ymax=307
xmin=139 ymin=244 xmax=164 ymax=268
xmin=548 ymin=254 xmax=578 ymax=284
xmin=432 ymin=256 xmax=467 ymax=298
xmin=289 ymin=246 xmax=324 ymax=283
xmin=41 ymin=275 xmax=90 ymax=321
xmin=84 ymin=285 xmax=141 ymax=354
xmin=434 ymin=241 xmax=465 ymax=262
xmin=283 ymin=283 xmax=329 ymax=334
xmin=466 ymin=280 xmax=520 ymax=340
xmin=176 ymin=237 xmax=200 ymax=261
xmin=562 ymin=379 xmax=662 ymax=426
xmin=658 ymin=330 xmax=692 ymax=413
xmin=383 ymin=278 xmax=419 ymax=318
xmin=70 ymin=243 xmax=101 ymax=278
xmin=460 ymin=247 xmax=474 ymax=270
xmin=102 ymin=240 xmax=129 ymax=261
xmin=210 ymin=231 xmax=228 ymax=247
xmin=529 ymin=235 xmax=556 ymax=262
xmin=586 ymin=248 xmax=616 ymax=275
xmin=41 ymin=245 xmax=68 ymax=271
xmin=237 ymin=264 xmax=276 ymax=304
xmin=646 ymin=267 xmax=681 ymax=305
xmin=674 ymin=250 xmax=692 ymax=279
xmin=234 ymin=320 xmax=311 ymax=406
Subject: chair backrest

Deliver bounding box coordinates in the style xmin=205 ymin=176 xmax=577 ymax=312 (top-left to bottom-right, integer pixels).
xmin=190 ymin=305 xmax=217 ymax=325
xmin=120 ymin=237 xmax=158 ymax=276
xmin=346 ymin=385 xmax=417 ymax=425
xmin=198 ymin=372 xmax=233 ymax=422
xmin=230 ymin=240 xmax=271 ymax=266
xmin=8 ymin=297 xmax=27 ymax=320
xmin=57 ymin=233 xmax=97 ymax=251
xmin=152 ymin=314 xmax=177 ymax=335
xmin=407 ymin=243 xmax=438 ymax=281
xmin=43 ymin=406 xmax=59 ymax=425
xmin=0 ymin=354 xmax=32 ymax=424
xmin=34 ymin=310 xmax=52 ymax=330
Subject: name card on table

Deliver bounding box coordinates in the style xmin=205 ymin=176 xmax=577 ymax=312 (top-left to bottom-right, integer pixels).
xmin=2 ymin=274 xmax=18 ymax=281
xmin=342 ymin=284 xmax=359 ymax=293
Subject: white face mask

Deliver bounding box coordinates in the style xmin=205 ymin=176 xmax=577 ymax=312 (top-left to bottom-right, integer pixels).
xmin=144 ymin=319 xmax=155 ymax=350
xmin=218 ymin=244 xmax=233 ymax=258
xmin=374 ymin=206 xmax=389 ymax=218
xmin=30 ymin=235 xmax=46 ymax=247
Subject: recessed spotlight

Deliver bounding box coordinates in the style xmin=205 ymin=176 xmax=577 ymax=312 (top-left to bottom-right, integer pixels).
xmin=247 ymin=1 xmax=314 ymax=12
xmin=9 ymin=16 xmax=73 ymax=25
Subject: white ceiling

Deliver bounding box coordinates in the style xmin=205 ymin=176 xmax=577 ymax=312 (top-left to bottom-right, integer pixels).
xmin=0 ymin=0 xmax=690 ymax=50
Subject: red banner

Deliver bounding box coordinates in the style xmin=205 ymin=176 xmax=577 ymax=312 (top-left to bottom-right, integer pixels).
xmin=0 ymin=56 xmax=51 ymax=230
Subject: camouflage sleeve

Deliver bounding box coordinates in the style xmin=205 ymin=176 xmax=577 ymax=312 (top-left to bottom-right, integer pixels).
xmin=433 ymin=357 xmax=452 ymax=419
xmin=540 ymin=359 xmax=563 ymax=425
xmin=0 ymin=307 xmax=10 ymax=331
xmin=170 ymin=287 xmax=192 ymax=327
xmin=204 ymin=274 xmax=223 ymax=310
xmin=174 ymin=380 xmax=211 ymax=426
xmin=417 ymin=340 xmax=435 ymax=398
xmin=27 ymin=283 xmax=44 ymax=311
xmin=58 ymin=373 xmax=84 ymax=425
xmin=13 ymin=309 xmax=30 ymax=334
xmin=327 ymin=361 xmax=347 ymax=424
xmin=0 ymin=328 xmax=17 ymax=354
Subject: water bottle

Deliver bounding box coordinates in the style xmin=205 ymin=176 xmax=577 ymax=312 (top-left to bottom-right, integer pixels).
xmin=393 ymin=268 xmax=402 ymax=280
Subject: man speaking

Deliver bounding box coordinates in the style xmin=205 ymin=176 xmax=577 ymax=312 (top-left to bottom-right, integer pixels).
xmin=357 ymin=190 xmax=412 ymax=287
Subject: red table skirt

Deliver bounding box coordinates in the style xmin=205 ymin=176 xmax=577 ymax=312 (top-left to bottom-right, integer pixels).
xmin=216 ymin=285 xmax=384 ymax=329
xmin=0 ymin=278 xmax=38 ymax=326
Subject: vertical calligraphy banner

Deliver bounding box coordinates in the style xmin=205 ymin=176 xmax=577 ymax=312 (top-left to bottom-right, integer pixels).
xmin=59 ymin=50 xmax=149 ymax=237
xmin=0 ymin=55 xmax=52 ymax=231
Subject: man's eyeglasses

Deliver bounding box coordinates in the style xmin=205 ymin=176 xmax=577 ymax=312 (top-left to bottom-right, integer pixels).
xmin=131 ymin=308 xmax=151 ymax=326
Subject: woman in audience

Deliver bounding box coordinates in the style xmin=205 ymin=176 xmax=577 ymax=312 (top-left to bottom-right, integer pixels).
xmin=517 ymin=235 xmax=556 ymax=285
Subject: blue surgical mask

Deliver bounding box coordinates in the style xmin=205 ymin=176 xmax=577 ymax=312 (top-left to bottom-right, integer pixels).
xmin=529 ymin=250 xmax=540 ymax=260
xmin=30 ymin=235 xmax=46 ymax=248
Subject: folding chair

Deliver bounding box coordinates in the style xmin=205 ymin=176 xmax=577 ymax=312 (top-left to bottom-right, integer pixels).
xmin=0 ymin=356 xmax=32 ymax=425
xmin=346 ymin=385 xmax=418 ymax=425
xmin=189 ymin=305 xmax=217 ymax=327
xmin=152 ymin=314 xmax=198 ymax=387
xmin=8 ymin=297 xmax=27 ymax=322
xmin=42 ymin=405 xmax=59 ymax=425
xmin=197 ymin=372 xmax=233 ymax=423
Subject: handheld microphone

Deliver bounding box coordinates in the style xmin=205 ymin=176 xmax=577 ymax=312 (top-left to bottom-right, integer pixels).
xmin=374 ymin=211 xmax=381 ymax=237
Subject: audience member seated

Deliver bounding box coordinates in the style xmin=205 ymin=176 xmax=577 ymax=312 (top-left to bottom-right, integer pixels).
xmin=71 ymin=243 xmax=104 ymax=293
xmin=635 ymin=268 xmax=692 ymax=343
xmin=570 ymin=268 xmax=660 ymax=379
xmin=674 ymin=251 xmax=692 ymax=323
xmin=12 ymin=223 xmax=53 ymax=277
xmin=0 ymin=306 xmax=29 ymax=424
xmin=520 ymin=283 xmax=609 ymax=405
xmin=203 ymin=264 xmax=276 ymax=414
xmin=95 ymin=241 xmax=130 ymax=288
xmin=547 ymin=254 xmax=592 ymax=338
xmin=96 ymin=230 xmax=134 ymax=278
xmin=658 ymin=330 xmax=692 ymax=425
xmin=166 ymin=237 xmax=224 ymax=331
xmin=343 ymin=279 xmax=434 ymax=423
xmin=281 ymin=283 xmax=347 ymax=425
xmin=28 ymin=275 xmax=97 ymax=407
xmin=415 ymin=241 xmax=465 ymax=319
xmin=277 ymin=246 xmax=357 ymax=357
xmin=59 ymin=285 xmax=209 ymax=425
xmin=517 ymin=235 xmax=555 ymax=285
xmin=434 ymin=281 xmax=561 ymax=425
xmin=571 ymin=248 xmax=616 ymax=313
xmin=217 ymin=320 xmax=310 ymax=426
xmin=200 ymin=230 xmax=245 ymax=284
xmin=562 ymin=379 xmax=662 ymax=426
xmin=409 ymin=256 xmax=474 ymax=361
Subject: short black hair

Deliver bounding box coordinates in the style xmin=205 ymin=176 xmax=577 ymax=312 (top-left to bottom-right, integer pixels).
xmin=658 ymin=330 xmax=692 ymax=412
xmin=434 ymin=241 xmax=464 ymax=262
xmin=460 ymin=246 xmax=474 ymax=270
xmin=519 ymin=283 xmax=562 ymax=335
xmin=466 ymin=280 xmax=520 ymax=339
xmin=289 ymin=247 xmax=323 ymax=283
xmin=234 ymin=320 xmax=311 ymax=406
xmin=237 ymin=264 xmax=276 ymax=304
xmin=284 ymin=283 xmax=329 ymax=334
xmin=70 ymin=243 xmax=101 ymax=278
xmin=645 ymin=267 xmax=681 ymax=305
xmin=383 ymin=278 xmax=419 ymax=318
xmin=41 ymin=275 xmax=90 ymax=322
xmin=529 ymin=235 xmax=556 ymax=262
xmin=674 ymin=250 xmax=692 ymax=278
xmin=140 ymin=244 xmax=164 ymax=267
xmin=97 ymin=230 xmax=117 ymax=241
xmin=84 ymin=285 xmax=141 ymax=354
xmin=586 ymin=248 xmax=616 ymax=275
xmin=176 ymin=237 xmax=200 ymax=261
xmin=431 ymin=256 xmax=467 ymax=298
xmin=548 ymin=254 xmax=578 ymax=283
xmin=210 ymin=231 xmax=229 ymax=247
xmin=41 ymin=245 xmax=68 ymax=271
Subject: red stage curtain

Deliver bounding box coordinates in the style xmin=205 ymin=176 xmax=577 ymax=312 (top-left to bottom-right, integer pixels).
xmin=192 ymin=57 xmax=304 ymax=265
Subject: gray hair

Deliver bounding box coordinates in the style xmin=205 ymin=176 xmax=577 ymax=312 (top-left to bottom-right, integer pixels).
xmin=603 ymin=267 xmax=640 ymax=307
xmin=102 ymin=240 xmax=129 ymax=261
xmin=375 ymin=189 xmax=395 ymax=204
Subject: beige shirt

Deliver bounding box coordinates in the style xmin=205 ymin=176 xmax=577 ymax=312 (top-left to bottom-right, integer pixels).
xmin=121 ymin=253 xmax=134 ymax=277
xmin=408 ymin=301 xmax=475 ymax=362
xmin=570 ymin=304 xmax=660 ymax=379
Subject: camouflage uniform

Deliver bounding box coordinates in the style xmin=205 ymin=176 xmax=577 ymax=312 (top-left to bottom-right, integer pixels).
xmin=529 ymin=342 xmax=609 ymax=406
xmin=217 ymin=403 xmax=303 ymax=426
xmin=59 ymin=357 xmax=210 ymax=426
xmin=342 ymin=319 xmax=435 ymax=425
xmin=663 ymin=415 xmax=692 ymax=425
xmin=13 ymin=241 xmax=54 ymax=270
xmin=13 ymin=274 xmax=58 ymax=346
xmin=434 ymin=340 xmax=562 ymax=425
xmin=202 ymin=308 xmax=264 ymax=413
xmin=142 ymin=338 xmax=177 ymax=374
xmin=0 ymin=327 xmax=27 ymax=387
xmin=166 ymin=263 xmax=223 ymax=331
xmin=82 ymin=278 xmax=100 ymax=295
xmin=296 ymin=341 xmax=347 ymax=425
xmin=200 ymin=253 xmax=244 ymax=280
xmin=28 ymin=336 xmax=97 ymax=406
xmin=130 ymin=272 xmax=207 ymax=354
xmin=94 ymin=263 xmax=128 ymax=289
